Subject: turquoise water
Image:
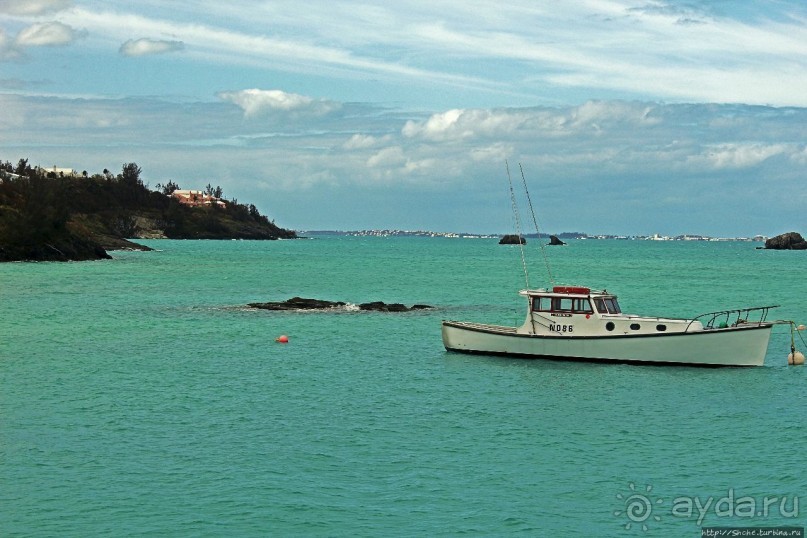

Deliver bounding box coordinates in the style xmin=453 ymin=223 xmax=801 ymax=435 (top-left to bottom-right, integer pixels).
xmin=1 ymin=237 xmax=805 ymax=536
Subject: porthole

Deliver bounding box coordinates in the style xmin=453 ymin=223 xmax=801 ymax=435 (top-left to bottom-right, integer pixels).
xmin=605 ymin=322 xmax=615 ymax=331
xmin=656 ymin=324 xmax=667 ymax=332
xmin=630 ymin=323 xmax=641 ymax=331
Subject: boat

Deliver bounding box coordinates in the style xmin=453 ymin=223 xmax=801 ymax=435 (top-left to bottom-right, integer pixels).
xmin=443 ymin=162 xmax=785 ymax=366
xmin=442 ymin=286 xmax=779 ymax=367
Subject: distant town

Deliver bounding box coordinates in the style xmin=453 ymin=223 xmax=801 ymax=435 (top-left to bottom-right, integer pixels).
xmin=302 ymin=230 xmax=768 ymax=241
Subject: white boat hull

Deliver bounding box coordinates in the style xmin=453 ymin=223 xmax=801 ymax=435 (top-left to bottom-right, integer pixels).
xmin=442 ymin=320 xmax=773 ymax=366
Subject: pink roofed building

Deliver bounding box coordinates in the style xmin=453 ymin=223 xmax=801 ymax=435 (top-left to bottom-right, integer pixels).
xmin=172 ymin=189 xmax=226 ymax=208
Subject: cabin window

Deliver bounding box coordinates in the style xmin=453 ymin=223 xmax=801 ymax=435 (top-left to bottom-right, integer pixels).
xmin=541 ymin=296 xmax=594 ymax=314
xmin=605 ymin=322 xmax=615 ymax=331
xmin=604 ymin=298 xmax=622 ymax=314
xmin=532 ymin=297 xmax=551 ymax=312
xmin=656 ymin=324 xmax=667 ymax=332
xmin=630 ymin=323 xmax=641 ymax=331
xmin=551 ymin=297 xmax=574 ymax=312
xmin=594 ymin=299 xmax=607 ymax=313
xmin=572 ymin=298 xmax=593 ymax=313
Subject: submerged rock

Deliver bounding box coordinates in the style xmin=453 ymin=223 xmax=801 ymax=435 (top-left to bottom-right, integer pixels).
xmin=249 ymin=297 xmax=433 ymax=312
xmin=358 ymin=301 xmax=432 ymax=312
xmin=764 ymin=232 xmax=807 ymax=250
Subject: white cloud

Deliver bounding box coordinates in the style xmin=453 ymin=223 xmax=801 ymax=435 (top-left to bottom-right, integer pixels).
xmin=15 ymin=21 xmax=83 ymax=47
xmin=31 ymin=2 xmax=805 ymax=106
xmin=403 ymin=157 xmax=437 ymax=175
xmin=403 ymin=109 xmax=463 ymax=140
xmin=403 ymin=108 xmax=524 ymax=141
xmin=402 ymin=102 xmax=663 ymax=142
xmin=0 ymin=0 xmax=70 ymax=16
xmin=699 ymin=143 xmax=791 ymax=169
xmin=364 ymin=145 xmax=439 ymax=182
xmin=217 ymin=89 xmax=338 ymax=117
xmin=569 ymin=101 xmax=659 ymax=129
xmin=119 ymin=38 xmax=184 ymax=57
xmin=0 ymin=27 xmax=21 ymax=60
xmin=54 ymin=7 xmax=484 ymax=92
xmin=367 ymin=146 xmax=405 ymax=168
xmin=343 ymin=134 xmax=391 ymax=150
xmin=470 ymin=143 xmax=513 ymax=163
xmin=790 ymin=146 xmax=807 ymax=166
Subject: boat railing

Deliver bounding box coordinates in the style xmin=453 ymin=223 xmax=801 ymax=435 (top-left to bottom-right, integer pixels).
xmin=687 ymin=305 xmax=779 ymax=332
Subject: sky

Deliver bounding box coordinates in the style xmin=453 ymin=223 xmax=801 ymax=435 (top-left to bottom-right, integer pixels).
xmin=1 ymin=0 xmax=805 ymax=236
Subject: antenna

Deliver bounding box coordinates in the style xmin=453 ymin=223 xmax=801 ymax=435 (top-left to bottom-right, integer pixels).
xmin=506 ymin=160 xmax=529 ymax=289
xmin=519 ymin=163 xmax=555 ymax=286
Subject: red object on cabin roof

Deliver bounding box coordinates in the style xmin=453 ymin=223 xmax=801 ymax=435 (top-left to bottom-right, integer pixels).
xmin=552 ymin=286 xmax=591 ymax=295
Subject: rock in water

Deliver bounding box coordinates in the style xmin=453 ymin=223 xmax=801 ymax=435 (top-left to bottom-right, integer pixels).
xmin=548 ymin=235 xmax=566 ymax=246
xmin=248 ymin=297 xmax=433 ymax=312
xmin=248 ymin=297 xmax=346 ymax=310
xmin=499 ymin=234 xmax=526 ymax=245
xmin=359 ymin=301 xmax=409 ymax=312
xmin=357 ymin=301 xmax=436 ymax=312
xmin=765 ymin=232 xmax=807 ymax=250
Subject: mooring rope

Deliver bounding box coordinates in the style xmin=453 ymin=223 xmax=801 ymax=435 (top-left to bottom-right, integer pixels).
xmin=506 ymin=160 xmax=529 ymax=289
xmin=519 ymin=162 xmax=555 ymax=286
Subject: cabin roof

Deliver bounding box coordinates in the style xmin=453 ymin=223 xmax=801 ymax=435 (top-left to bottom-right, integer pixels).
xmin=520 ymin=286 xmax=614 ymax=298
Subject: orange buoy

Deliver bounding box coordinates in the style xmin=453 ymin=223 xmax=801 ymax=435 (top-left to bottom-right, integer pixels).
xmin=276 ymin=335 xmax=289 ymax=344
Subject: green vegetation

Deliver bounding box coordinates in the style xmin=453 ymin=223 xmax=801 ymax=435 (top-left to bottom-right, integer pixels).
xmin=0 ymin=159 xmax=296 ymax=262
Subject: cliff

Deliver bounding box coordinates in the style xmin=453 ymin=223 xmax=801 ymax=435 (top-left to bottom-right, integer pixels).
xmin=0 ymin=161 xmax=296 ymax=262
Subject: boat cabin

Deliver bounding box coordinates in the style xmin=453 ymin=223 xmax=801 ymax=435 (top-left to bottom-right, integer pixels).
xmin=518 ymin=286 xmax=701 ymax=337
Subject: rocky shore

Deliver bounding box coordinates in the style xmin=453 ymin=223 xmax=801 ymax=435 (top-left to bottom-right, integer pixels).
xmin=0 ymin=231 xmax=113 ymax=262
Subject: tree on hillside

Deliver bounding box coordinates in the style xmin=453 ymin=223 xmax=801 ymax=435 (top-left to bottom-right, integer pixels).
xmin=15 ymin=158 xmax=30 ymax=176
xmin=115 ymin=162 xmax=148 ymax=207
xmin=0 ymin=169 xmax=69 ymax=246
xmin=156 ymin=180 xmax=180 ymax=195
xmin=120 ymin=163 xmax=143 ymax=186
xmin=204 ymin=183 xmax=224 ymax=199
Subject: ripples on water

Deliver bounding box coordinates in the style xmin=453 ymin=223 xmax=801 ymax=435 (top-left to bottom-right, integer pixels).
xmin=1 ymin=238 xmax=805 ymax=536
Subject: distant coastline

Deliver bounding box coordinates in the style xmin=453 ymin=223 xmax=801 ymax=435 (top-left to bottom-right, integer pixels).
xmin=301 ymin=230 xmax=768 ymax=242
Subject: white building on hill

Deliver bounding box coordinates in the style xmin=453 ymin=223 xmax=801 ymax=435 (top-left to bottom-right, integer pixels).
xmin=38 ymin=165 xmax=78 ymax=177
